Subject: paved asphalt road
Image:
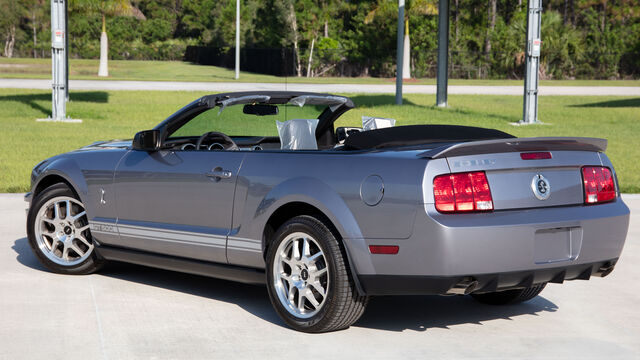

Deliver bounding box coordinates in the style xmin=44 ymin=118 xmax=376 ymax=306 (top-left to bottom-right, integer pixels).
xmin=2 ymin=78 xmax=640 ymax=96
xmin=1 ymin=193 xmax=638 ymax=359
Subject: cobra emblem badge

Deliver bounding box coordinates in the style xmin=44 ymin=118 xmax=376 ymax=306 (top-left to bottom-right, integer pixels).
xmin=531 ymin=174 xmax=551 ymax=200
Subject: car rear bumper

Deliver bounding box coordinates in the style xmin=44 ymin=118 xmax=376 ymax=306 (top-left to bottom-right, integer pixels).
xmin=358 ymin=258 xmax=617 ymax=295
xmin=348 ymin=198 xmax=629 ymax=295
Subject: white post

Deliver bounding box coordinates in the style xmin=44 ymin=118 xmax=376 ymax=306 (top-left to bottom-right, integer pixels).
xmin=235 ymin=0 xmax=240 ymax=80
xmin=521 ymin=0 xmax=542 ymax=124
xmin=38 ymin=0 xmax=80 ymax=123
xmin=395 ymin=0 xmax=405 ymax=105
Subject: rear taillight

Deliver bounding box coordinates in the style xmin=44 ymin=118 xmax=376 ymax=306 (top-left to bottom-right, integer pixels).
xmin=582 ymin=166 xmax=616 ymax=204
xmin=433 ymin=171 xmax=493 ymax=213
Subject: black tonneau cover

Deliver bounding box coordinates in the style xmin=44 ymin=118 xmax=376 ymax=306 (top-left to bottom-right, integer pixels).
xmin=343 ymin=125 xmax=515 ymax=150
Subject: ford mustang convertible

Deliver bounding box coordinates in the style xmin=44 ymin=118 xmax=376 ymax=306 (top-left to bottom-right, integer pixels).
xmin=25 ymin=91 xmax=630 ymax=332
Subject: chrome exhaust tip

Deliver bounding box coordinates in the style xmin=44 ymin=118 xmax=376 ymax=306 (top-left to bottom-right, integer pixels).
xmin=594 ymin=262 xmax=616 ymax=278
xmin=447 ymin=277 xmax=478 ymax=295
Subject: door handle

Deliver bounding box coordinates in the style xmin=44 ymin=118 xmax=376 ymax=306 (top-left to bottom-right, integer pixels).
xmin=206 ymin=167 xmax=233 ymax=180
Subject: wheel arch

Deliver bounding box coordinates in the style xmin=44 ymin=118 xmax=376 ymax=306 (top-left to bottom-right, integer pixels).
xmin=31 ymin=158 xmax=90 ymax=207
xmin=257 ymin=179 xmax=370 ymax=295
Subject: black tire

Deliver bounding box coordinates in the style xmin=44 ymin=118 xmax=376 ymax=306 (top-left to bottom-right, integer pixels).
xmin=27 ymin=183 xmax=104 ymax=275
xmin=471 ymin=283 xmax=547 ymax=305
xmin=266 ymin=215 xmax=368 ymax=333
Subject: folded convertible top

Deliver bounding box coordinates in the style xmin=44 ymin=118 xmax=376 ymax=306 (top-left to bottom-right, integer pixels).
xmin=343 ymin=125 xmax=515 ymax=150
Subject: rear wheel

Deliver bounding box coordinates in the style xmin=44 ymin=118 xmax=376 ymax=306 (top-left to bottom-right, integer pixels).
xmin=471 ymin=283 xmax=547 ymax=305
xmin=266 ymin=215 xmax=368 ymax=332
xmin=27 ymin=183 xmax=104 ymax=274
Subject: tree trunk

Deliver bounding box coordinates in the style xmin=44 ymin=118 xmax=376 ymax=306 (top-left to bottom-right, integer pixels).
xmin=324 ymin=20 xmax=328 ymax=38
xmin=98 ymin=14 xmax=109 ymax=77
xmin=4 ymin=25 xmax=16 ymax=58
xmin=32 ymin=12 xmax=37 ymax=58
xmin=601 ymin=0 xmax=607 ymax=32
xmin=484 ymin=0 xmax=496 ymax=63
xmin=288 ymin=2 xmax=301 ymax=77
xmin=307 ymin=37 xmax=315 ymax=77
xmin=402 ymin=18 xmax=411 ymax=79
xmin=454 ymin=0 xmax=459 ymax=41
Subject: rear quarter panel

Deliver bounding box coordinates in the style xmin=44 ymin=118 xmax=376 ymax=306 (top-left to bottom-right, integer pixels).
xmin=228 ymin=150 xmax=426 ymax=268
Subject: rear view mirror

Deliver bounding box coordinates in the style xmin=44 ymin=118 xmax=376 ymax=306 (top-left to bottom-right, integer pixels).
xmin=243 ymin=104 xmax=278 ymax=116
xmin=132 ymin=130 xmax=160 ymax=151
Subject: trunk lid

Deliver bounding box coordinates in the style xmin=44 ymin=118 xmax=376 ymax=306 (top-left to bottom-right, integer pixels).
xmin=421 ymin=138 xmax=606 ymax=210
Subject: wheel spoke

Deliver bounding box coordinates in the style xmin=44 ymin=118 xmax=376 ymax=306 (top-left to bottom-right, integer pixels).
xmin=304 ymin=289 xmax=320 ymax=308
xmin=65 ymin=200 xmax=72 ymax=219
xmin=315 ymin=267 xmax=327 ymax=278
xmin=301 ymin=237 xmax=310 ymax=257
xmin=280 ymin=273 xmax=292 ymax=285
xmin=292 ymin=239 xmax=301 ymax=260
xmin=71 ymin=244 xmax=85 ymax=257
xmin=311 ymin=281 xmax=326 ymax=297
xmin=297 ymin=291 xmax=306 ymax=312
xmin=75 ymin=235 xmax=92 ymax=248
xmin=50 ymin=239 xmax=59 ymax=252
xmin=288 ymin=284 xmax=297 ymax=302
xmin=72 ymin=210 xmax=86 ymax=222
xmin=53 ymin=202 xmax=62 ymax=220
xmin=307 ymin=251 xmax=322 ymax=263
xmin=62 ymin=245 xmax=71 ymax=261
xmin=76 ymin=224 xmax=90 ymax=232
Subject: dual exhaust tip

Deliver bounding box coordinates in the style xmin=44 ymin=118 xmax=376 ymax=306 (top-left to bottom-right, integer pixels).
xmin=447 ymin=277 xmax=478 ymax=295
xmin=446 ymin=261 xmax=617 ymax=296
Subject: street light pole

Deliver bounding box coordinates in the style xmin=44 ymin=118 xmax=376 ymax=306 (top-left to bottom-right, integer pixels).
xmin=235 ymin=0 xmax=240 ymax=80
xmin=395 ymin=0 xmax=405 ymax=105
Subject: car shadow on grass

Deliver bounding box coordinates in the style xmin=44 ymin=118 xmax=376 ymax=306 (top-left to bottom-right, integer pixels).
xmin=568 ymin=98 xmax=640 ymax=108
xmin=0 ymin=91 xmax=109 ymax=117
xmin=13 ymin=236 xmax=558 ymax=332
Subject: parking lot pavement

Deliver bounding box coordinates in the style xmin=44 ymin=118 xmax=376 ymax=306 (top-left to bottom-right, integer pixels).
xmin=1 ymin=193 xmax=638 ymax=359
xmin=2 ymin=78 xmax=640 ymax=96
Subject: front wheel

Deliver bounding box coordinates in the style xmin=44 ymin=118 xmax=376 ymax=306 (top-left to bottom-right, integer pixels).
xmin=27 ymin=183 xmax=104 ymax=274
xmin=471 ymin=283 xmax=547 ymax=305
xmin=266 ymin=215 xmax=368 ymax=333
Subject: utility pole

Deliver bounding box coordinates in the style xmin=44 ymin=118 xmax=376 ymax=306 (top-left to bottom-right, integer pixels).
xmin=395 ymin=0 xmax=405 ymax=105
xmin=235 ymin=0 xmax=240 ymax=80
xmin=38 ymin=0 xmax=80 ymax=123
xmin=521 ymin=0 xmax=542 ymax=124
xmin=436 ymin=0 xmax=450 ymax=107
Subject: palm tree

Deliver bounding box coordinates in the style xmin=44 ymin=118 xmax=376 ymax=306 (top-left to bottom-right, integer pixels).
xmin=365 ymin=0 xmax=437 ymax=79
xmin=70 ymin=0 xmax=145 ymax=77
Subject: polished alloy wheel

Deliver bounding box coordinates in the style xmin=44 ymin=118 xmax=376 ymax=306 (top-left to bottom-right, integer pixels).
xmin=273 ymin=232 xmax=329 ymax=318
xmin=34 ymin=196 xmax=93 ymax=266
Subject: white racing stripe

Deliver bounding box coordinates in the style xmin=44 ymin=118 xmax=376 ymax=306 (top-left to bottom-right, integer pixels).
xmin=89 ymin=219 xmax=262 ymax=253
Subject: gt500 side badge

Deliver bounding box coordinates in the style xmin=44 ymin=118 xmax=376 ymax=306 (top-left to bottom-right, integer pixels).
xmin=531 ymin=174 xmax=551 ymax=200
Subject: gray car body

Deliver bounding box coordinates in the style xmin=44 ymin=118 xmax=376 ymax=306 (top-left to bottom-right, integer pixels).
xmin=25 ymin=92 xmax=630 ymax=296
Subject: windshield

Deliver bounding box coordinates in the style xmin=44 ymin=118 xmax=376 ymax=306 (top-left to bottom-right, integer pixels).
xmin=170 ymin=103 xmax=326 ymax=138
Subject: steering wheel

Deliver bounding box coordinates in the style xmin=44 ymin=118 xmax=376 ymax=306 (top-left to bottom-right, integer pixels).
xmin=196 ymin=131 xmax=239 ymax=151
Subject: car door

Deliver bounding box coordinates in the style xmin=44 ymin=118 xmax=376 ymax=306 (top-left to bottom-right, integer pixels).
xmin=112 ymin=149 xmax=245 ymax=264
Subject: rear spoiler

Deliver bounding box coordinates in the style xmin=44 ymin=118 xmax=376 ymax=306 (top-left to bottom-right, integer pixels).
xmin=418 ymin=137 xmax=607 ymax=159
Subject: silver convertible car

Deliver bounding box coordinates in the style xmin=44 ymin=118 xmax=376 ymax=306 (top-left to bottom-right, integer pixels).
xmin=26 ymin=91 xmax=630 ymax=332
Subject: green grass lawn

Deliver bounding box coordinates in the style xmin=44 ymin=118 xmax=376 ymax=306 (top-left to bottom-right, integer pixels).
xmin=2 ymin=58 xmax=640 ymax=86
xmin=0 ymin=88 xmax=638 ymax=193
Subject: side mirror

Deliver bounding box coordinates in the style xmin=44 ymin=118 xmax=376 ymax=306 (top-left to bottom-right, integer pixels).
xmin=132 ymin=130 xmax=160 ymax=151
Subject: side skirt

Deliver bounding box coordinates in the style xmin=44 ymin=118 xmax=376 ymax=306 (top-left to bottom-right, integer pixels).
xmin=96 ymin=245 xmax=266 ymax=285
